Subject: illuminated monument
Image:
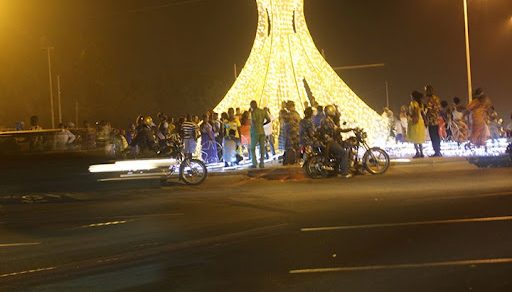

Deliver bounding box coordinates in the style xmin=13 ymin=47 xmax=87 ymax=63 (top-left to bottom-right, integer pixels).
xmin=214 ymin=0 xmax=387 ymax=142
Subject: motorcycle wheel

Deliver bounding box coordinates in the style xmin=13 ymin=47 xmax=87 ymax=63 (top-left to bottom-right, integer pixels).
xmin=363 ymin=147 xmax=390 ymax=175
xmin=179 ymin=159 xmax=208 ymax=185
xmin=304 ymin=155 xmax=327 ymax=179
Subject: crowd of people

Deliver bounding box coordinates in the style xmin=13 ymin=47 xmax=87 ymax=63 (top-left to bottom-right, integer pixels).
xmin=5 ymin=85 xmax=512 ymax=163
xmin=382 ymin=85 xmax=512 ymax=158
xmin=127 ymin=100 xmax=323 ymax=169
xmin=122 ymin=100 xmax=353 ymax=174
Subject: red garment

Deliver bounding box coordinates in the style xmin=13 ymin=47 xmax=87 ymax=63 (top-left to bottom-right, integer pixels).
xmin=240 ymin=124 xmax=251 ymax=146
xmin=467 ymin=97 xmax=492 ymax=146
xmin=438 ymin=117 xmax=447 ymax=140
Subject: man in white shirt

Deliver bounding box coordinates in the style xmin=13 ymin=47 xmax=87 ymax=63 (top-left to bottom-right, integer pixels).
xmin=55 ymin=123 xmax=76 ymax=150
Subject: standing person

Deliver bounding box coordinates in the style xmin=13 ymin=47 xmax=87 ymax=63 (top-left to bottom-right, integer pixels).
xmin=278 ymin=108 xmax=288 ymax=152
xmin=249 ymin=100 xmax=271 ymax=168
xmin=167 ymin=117 xmax=176 ymax=134
xmin=131 ymin=116 xmax=155 ymax=155
xmin=399 ymin=105 xmax=409 ymax=139
xmin=284 ymin=101 xmax=301 ymax=164
xmin=55 ymin=123 xmax=76 ymax=151
xmin=223 ymin=109 xmax=241 ymax=167
xmin=451 ymin=97 xmax=469 ymax=144
xmin=200 ymin=114 xmax=218 ymax=164
xmin=312 ymin=105 xmax=325 ymax=129
xmin=240 ymin=111 xmax=251 ymax=160
xmin=394 ymin=115 xmax=405 ymax=143
xmin=303 ymin=101 xmax=309 ymax=111
xmin=425 ymin=85 xmax=442 ymax=157
xmin=381 ymin=107 xmax=395 ymax=140
xmin=505 ymin=113 xmax=512 ymax=138
xmin=112 ymin=128 xmax=128 ymax=156
xmin=407 ymin=91 xmax=426 ymax=158
xmin=181 ymin=115 xmax=199 ymax=160
xmin=299 ymin=107 xmax=316 ymax=152
xmin=235 ymin=108 xmax=242 ymax=122
xmin=157 ymin=114 xmax=169 ymax=151
xmin=466 ymin=88 xmax=492 ymax=147
xmin=488 ymin=110 xmax=501 ymax=143
xmin=83 ymin=120 xmax=97 ymax=150
xmin=29 ymin=115 xmax=42 ymax=131
xmin=211 ymin=112 xmax=223 ymax=161
xmin=440 ymin=101 xmax=452 ymax=140
xmin=263 ymin=107 xmax=275 ymax=159
xmin=29 ymin=115 xmax=44 ymax=151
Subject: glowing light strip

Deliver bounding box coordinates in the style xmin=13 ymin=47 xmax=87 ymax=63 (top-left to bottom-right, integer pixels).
xmin=384 ymin=138 xmax=509 ymax=158
xmin=89 ymin=158 xmax=177 ymax=173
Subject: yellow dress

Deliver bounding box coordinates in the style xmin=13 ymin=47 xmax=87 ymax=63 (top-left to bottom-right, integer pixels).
xmin=407 ymin=101 xmax=426 ymax=144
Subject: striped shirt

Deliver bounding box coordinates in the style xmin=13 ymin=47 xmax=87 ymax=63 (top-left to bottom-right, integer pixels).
xmin=181 ymin=121 xmax=198 ymax=140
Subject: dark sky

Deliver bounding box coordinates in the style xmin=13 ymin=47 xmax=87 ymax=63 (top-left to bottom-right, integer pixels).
xmin=0 ymin=0 xmax=511 ymax=127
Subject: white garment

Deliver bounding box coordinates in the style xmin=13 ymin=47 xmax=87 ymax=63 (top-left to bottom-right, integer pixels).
xmin=452 ymin=110 xmax=464 ymax=121
xmin=400 ymin=117 xmax=408 ymax=133
xmin=264 ymin=113 xmax=274 ymax=136
xmin=505 ymin=121 xmax=512 ymax=131
xmin=55 ymin=129 xmax=76 ymax=150
xmin=394 ymin=119 xmax=404 ymax=135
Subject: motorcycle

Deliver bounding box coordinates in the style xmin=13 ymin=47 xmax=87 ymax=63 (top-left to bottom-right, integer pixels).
xmin=304 ymin=128 xmax=390 ymax=178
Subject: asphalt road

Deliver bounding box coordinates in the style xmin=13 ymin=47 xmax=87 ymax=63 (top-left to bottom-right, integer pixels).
xmin=1 ymin=154 xmax=512 ymax=291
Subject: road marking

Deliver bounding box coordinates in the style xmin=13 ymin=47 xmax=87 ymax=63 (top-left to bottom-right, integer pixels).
xmin=289 ymin=258 xmax=512 ymax=274
xmin=81 ymin=220 xmax=129 ymax=228
xmin=301 ymin=215 xmax=512 ymax=232
xmin=410 ymin=190 xmax=512 ymax=202
xmin=101 ymin=213 xmax=184 ymax=219
xmin=96 ymin=257 xmax=120 ymax=264
xmin=0 ymin=266 xmax=56 ymax=278
xmin=0 ymin=242 xmax=41 ymax=247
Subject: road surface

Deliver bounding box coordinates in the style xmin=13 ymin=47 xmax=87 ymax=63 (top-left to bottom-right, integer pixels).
xmin=1 ymin=154 xmax=511 ymax=291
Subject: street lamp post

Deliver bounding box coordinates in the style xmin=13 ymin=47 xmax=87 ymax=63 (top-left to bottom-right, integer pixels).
xmin=45 ymin=47 xmax=56 ymax=128
xmin=463 ymin=0 xmax=473 ymax=102
xmin=57 ymin=75 xmax=62 ymax=124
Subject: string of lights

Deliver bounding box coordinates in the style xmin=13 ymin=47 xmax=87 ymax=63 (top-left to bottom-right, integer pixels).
xmin=214 ymin=0 xmax=388 ymax=143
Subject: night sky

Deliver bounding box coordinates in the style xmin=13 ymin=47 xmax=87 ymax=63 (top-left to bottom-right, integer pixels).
xmin=0 ymin=0 xmax=511 ymax=128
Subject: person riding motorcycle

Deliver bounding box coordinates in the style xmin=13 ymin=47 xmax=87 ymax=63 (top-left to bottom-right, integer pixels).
xmin=317 ymin=105 xmax=352 ymax=178
xmin=131 ymin=115 xmax=156 ymax=154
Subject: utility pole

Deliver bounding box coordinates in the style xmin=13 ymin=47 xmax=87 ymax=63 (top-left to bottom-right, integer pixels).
xmin=233 ymin=63 xmax=238 ymax=79
xmin=57 ymin=75 xmax=62 ymax=124
xmin=45 ymin=47 xmax=55 ymax=128
xmin=75 ymin=101 xmax=79 ymax=126
xmin=385 ymin=81 xmax=390 ymax=108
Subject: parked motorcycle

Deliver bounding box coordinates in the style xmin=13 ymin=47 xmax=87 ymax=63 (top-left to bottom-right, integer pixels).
xmin=304 ymin=128 xmax=390 ymax=178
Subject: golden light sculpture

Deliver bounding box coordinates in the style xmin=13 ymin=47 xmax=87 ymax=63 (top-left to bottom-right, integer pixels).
xmin=214 ymin=0 xmax=387 ymax=143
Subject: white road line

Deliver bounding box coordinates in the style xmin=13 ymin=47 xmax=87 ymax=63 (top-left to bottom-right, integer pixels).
xmin=101 ymin=213 xmax=184 ymax=219
xmin=411 ymin=190 xmax=512 ymax=202
xmin=0 ymin=242 xmax=41 ymax=248
xmin=0 ymin=266 xmax=56 ymax=278
xmin=81 ymin=220 xmax=129 ymax=228
xmin=289 ymin=258 xmax=512 ymax=274
xmin=301 ymin=215 xmax=512 ymax=232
